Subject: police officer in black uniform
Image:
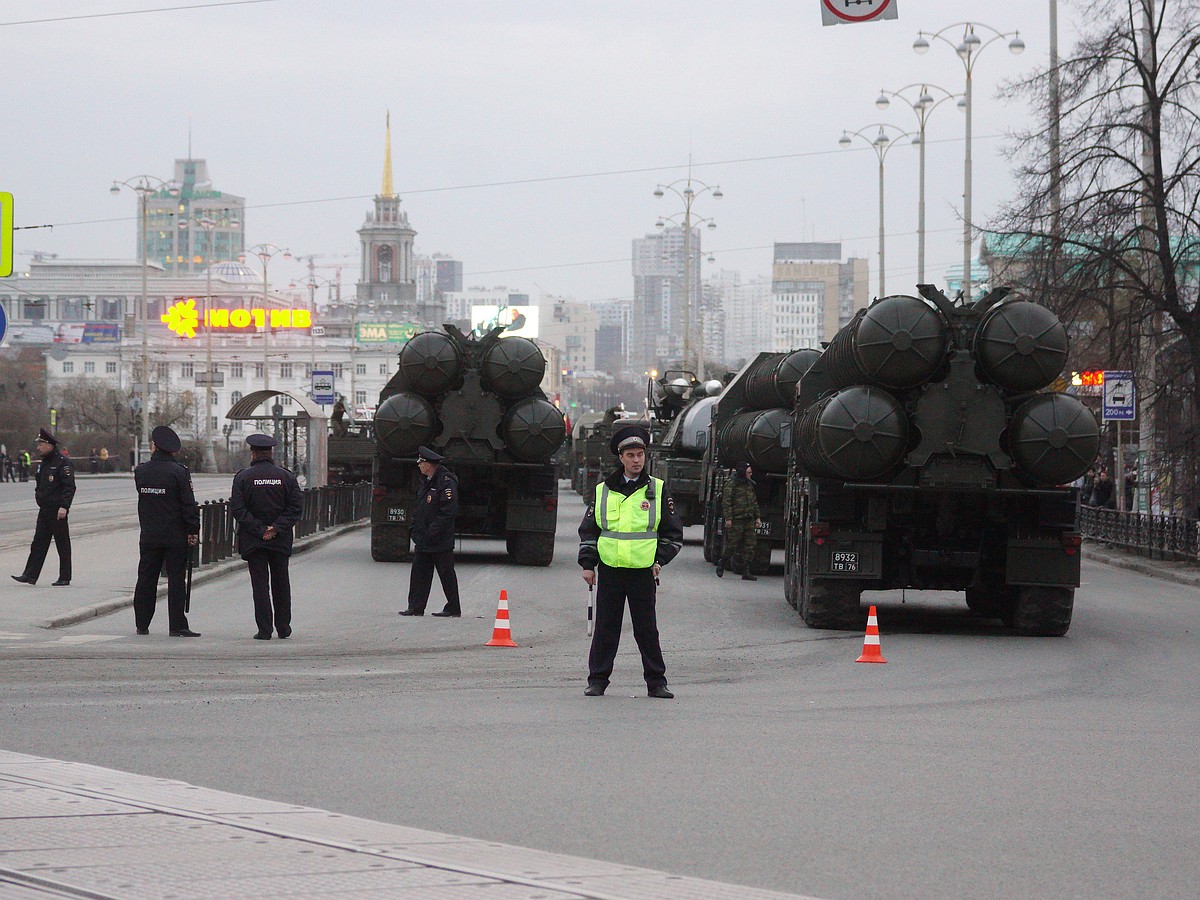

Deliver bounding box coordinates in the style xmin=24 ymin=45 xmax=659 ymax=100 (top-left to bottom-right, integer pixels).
xmin=133 ymin=426 xmax=201 ymax=636
xmin=11 ymin=428 xmax=75 ymax=586
xmin=399 ymin=446 xmax=461 ymax=617
xmin=578 ymin=423 xmax=684 ymax=698
xmin=230 ymin=433 xmax=303 ymax=639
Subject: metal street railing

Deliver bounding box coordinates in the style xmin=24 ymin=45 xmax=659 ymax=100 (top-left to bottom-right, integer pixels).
xmin=1080 ymin=506 xmax=1200 ymax=562
xmin=197 ymin=483 xmax=372 ymax=566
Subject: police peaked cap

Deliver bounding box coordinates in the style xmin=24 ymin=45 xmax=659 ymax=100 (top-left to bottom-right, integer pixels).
xmin=246 ymin=433 xmax=277 ymax=449
xmin=610 ymin=423 xmax=651 ymax=455
xmin=416 ymin=445 xmax=444 ymax=463
xmin=36 ymin=428 xmax=59 ymax=445
xmin=151 ymin=425 xmax=182 ymax=453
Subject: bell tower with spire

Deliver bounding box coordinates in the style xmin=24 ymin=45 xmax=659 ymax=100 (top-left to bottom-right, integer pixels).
xmin=356 ymin=111 xmax=417 ymax=311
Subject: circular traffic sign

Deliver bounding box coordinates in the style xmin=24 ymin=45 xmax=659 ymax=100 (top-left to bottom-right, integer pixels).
xmin=0 ymin=300 xmax=6 ymax=345
xmin=822 ymin=0 xmax=894 ymax=23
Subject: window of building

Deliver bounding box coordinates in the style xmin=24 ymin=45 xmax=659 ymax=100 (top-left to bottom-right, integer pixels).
xmin=60 ymin=297 xmax=86 ymax=320
xmin=280 ymin=363 xmax=293 ymax=379
xmin=355 ymin=390 xmax=367 ymax=406
xmin=254 ymin=363 xmax=263 ymax=379
xmin=211 ymin=416 xmax=219 ymax=431
xmin=210 ymin=391 xmax=219 ymax=407
xmin=84 ymin=361 xmax=95 ymax=374
xmin=333 ymin=364 xmax=345 ymax=379
xmin=230 ymin=363 xmax=244 ymax=379
xmin=181 ymin=362 xmax=194 ymax=378
xmin=231 ymin=391 xmax=243 ymax=404
xmin=23 ymin=298 xmax=46 ymax=320
xmin=282 ymin=395 xmax=293 ymax=407
xmin=355 ymin=363 xmax=366 ymax=376
xmin=379 ymin=363 xmax=388 ymax=375
xmin=62 ymin=361 xmax=74 ymax=374
xmin=105 ymin=361 xmax=117 ymax=374
xmin=157 ymin=362 xmax=170 ymax=379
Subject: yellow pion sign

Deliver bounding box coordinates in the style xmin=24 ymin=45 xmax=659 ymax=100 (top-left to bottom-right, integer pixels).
xmin=161 ymin=298 xmax=313 ymax=339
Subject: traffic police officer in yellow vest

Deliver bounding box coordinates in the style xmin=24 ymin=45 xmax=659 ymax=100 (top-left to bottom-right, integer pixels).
xmin=578 ymin=423 xmax=684 ymax=698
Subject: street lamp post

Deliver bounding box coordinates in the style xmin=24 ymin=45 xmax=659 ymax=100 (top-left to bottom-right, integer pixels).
xmin=178 ymin=216 xmax=224 ymax=472
xmin=652 ymin=175 xmax=722 ymax=378
xmin=915 ymin=22 xmax=1025 ymax=301
xmin=839 ymin=125 xmax=915 ymax=297
xmin=289 ymin=273 xmax=334 ymax=383
xmin=875 ymin=84 xmax=964 ymax=284
xmin=240 ymin=243 xmax=291 ymax=391
xmin=111 ymin=175 xmax=177 ymax=465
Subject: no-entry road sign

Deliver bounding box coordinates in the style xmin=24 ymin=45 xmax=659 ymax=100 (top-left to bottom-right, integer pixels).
xmin=821 ymin=0 xmax=897 ymax=26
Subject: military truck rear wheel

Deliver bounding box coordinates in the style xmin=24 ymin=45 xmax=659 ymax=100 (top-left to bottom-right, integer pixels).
xmin=965 ymin=583 xmax=1016 ymax=620
xmin=1011 ymin=586 xmax=1074 ymax=636
xmin=371 ymin=525 xmax=412 ymax=563
xmin=702 ymin=505 xmax=717 ymax=563
xmin=507 ymin=531 xmax=555 ymax=567
xmin=798 ymin=533 xmax=863 ymax=629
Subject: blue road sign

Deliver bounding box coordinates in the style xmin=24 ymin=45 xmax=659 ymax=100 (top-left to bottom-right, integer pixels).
xmin=312 ymin=370 xmax=335 ymax=406
xmin=1102 ymin=370 xmax=1136 ymax=422
xmin=0 ymin=299 xmax=7 ymax=345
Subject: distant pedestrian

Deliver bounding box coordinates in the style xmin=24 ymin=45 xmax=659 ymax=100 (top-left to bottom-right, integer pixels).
xmin=578 ymin=423 xmax=684 ymax=699
xmin=0 ymin=448 xmax=10 ymax=482
xmin=11 ymin=429 xmax=75 ymax=586
xmin=18 ymin=449 xmax=32 ymax=481
xmin=717 ymin=461 xmax=762 ymax=581
xmin=1124 ymin=469 xmax=1137 ymax=511
xmin=1080 ymin=466 xmax=1096 ymax=504
xmin=132 ymin=426 xmax=201 ymax=637
xmin=99 ymin=446 xmax=109 ymax=473
xmin=1092 ymin=468 xmax=1115 ymax=509
xmin=399 ymin=446 xmax=461 ymax=617
xmin=231 ymin=433 xmax=303 ymax=639
xmin=89 ymin=448 xmax=99 ymax=475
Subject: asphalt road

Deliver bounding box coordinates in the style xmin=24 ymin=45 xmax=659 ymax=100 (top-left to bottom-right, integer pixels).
xmin=1 ymin=489 xmax=1197 ymax=899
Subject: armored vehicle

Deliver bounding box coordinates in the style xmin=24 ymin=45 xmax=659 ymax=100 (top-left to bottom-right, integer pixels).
xmin=700 ymin=348 xmax=819 ymax=573
xmin=371 ymin=325 xmax=566 ymax=566
xmin=784 ymin=286 xmax=1099 ymax=636
xmin=646 ymin=372 xmax=722 ymax=526
xmin=568 ymin=412 xmax=603 ymax=494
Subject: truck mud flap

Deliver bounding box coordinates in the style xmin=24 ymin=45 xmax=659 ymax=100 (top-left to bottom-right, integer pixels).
xmin=1005 ymin=537 xmax=1081 ymax=586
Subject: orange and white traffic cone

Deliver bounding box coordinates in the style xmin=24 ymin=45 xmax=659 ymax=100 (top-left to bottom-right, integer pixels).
xmin=485 ymin=589 xmax=518 ymax=648
xmin=855 ymin=605 xmax=887 ymax=663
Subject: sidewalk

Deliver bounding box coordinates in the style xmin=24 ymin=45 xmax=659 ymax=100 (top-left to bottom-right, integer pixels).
xmin=0 ymin=518 xmax=366 ymax=634
xmin=0 ymin=751 xmax=807 ymax=900
xmin=1082 ymin=541 xmax=1200 ymax=588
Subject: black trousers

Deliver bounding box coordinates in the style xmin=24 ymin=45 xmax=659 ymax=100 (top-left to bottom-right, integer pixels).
xmin=588 ymin=562 xmax=667 ymax=689
xmin=133 ymin=544 xmax=190 ymax=632
xmin=406 ymin=550 xmax=460 ymax=613
xmin=22 ymin=507 xmax=71 ymax=582
xmin=246 ymin=549 xmax=292 ymax=635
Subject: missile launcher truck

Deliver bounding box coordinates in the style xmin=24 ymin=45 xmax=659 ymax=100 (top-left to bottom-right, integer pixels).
xmin=646 ymin=372 xmax=723 ymax=527
xmin=783 ymin=286 xmax=1100 ymax=636
xmin=370 ymin=325 xmax=567 ymax=566
xmin=700 ymin=349 xmax=820 ymax=573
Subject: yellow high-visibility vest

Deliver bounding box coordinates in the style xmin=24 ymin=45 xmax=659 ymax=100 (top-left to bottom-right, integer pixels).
xmin=595 ymin=477 xmax=662 ymax=569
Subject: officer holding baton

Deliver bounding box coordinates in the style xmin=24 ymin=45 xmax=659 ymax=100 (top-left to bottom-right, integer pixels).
xmin=578 ymin=423 xmax=684 ymax=698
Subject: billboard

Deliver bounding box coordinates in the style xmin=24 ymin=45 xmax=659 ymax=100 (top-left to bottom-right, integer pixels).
xmin=470 ymin=304 xmax=539 ymax=339
xmin=52 ymin=323 xmax=121 ymax=344
xmin=356 ymin=321 xmax=419 ymax=343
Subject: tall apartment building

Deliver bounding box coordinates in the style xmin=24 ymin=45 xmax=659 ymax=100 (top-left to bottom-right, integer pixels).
xmin=713 ymin=271 xmax=772 ymax=368
xmin=413 ymin=253 xmax=464 ymax=311
xmin=590 ymin=298 xmax=632 ymax=375
xmin=771 ymin=243 xmax=869 ymax=351
xmin=631 ymin=225 xmax=702 ymax=371
xmin=142 ymin=158 xmax=244 ymax=274
xmin=541 ymin=298 xmax=598 ymax=373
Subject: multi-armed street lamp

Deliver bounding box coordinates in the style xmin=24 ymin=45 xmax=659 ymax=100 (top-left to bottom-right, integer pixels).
xmin=653 ymin=175 xmax=722 ymax=378
xmin=179 ymin=214 xmax=240 ymax=472
xmin=914 ymin=22 xmax=1025 ymax=301
xmin=111 ymin=175 xmax=178 ymax=465
xmin=838 ymin=125 xmax=915 ymax=298
xmin=875 ymin=84 xmax=964 ymax=284
xmin=239 ymin=243 xmax=291 ymax=390
xmin=288 ymin=272 xmax=335 ymax=381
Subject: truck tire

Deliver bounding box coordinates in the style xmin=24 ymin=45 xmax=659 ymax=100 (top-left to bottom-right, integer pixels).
xmin=508 ymin=531 xmax=555 ymax=567
xmin=703 ymin=505 xmax=717 ymax=563
xmin=1011 ymin=586 xmax=1074 ymax=636
xmin=801 ymin=577 xmax=864 ymax=630
xmin=371 ymin=525 xmax=412 ymax=562
xmin=965 ymin=582 xmax=1016 ymax=620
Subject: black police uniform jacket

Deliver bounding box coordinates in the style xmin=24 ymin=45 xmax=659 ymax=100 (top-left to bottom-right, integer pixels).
xmin=577 ymin=467 xmax=685 ymax=570
xmin=34 ymin=449 xmax=76 ymax=511
xmin=134 ymin=451 xmax=201 ymax=547
xmin=230 ymin=458 xmax=304 ymax=558
xmin=411 ymin=465 xmax=458 ymax=553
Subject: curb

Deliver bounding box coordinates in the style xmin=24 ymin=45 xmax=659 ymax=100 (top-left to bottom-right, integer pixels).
xmin=38 ymin=521 xmax=369 ymax=629
xmin=1083 ymin=543 xmax=1200 ymax=589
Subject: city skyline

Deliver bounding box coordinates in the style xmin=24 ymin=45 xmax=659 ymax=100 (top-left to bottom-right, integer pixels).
xmin=4 ymin=0 xmax=1065 ymax=303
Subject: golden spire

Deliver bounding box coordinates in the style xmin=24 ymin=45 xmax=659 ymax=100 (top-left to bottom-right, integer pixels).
xmin=381 ymin=110 xmax=395 ymax=198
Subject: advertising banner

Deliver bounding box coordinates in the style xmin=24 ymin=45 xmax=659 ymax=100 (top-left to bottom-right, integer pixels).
xmin=51 ymin=323 xmax=122 ymax=344
xmin=356 ymin=321 xmax=419 ymax=343
xmin=470 ymin=304 xmax=539 ymax=339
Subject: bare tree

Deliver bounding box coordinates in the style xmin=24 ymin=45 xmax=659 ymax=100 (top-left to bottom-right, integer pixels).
xmin=993 ymin=0 xmax=1200 ymax=513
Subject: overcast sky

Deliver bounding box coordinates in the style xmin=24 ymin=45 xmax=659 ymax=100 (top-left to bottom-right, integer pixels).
xmin=3 ymin=0 xmax=1075 ymax=304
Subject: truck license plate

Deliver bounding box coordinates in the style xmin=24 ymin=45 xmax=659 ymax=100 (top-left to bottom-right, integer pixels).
xmin=755 ymin=521 xmax=772 ymax=536
xmin=387 ymin=507 xmax=406 ymax=523
xmin=831 ymin=551 xmax=859 ymax=572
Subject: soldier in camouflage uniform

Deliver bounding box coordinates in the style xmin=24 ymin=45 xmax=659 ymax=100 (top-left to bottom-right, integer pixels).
xmin=717 ymin=461 xmax=761 ymax=581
